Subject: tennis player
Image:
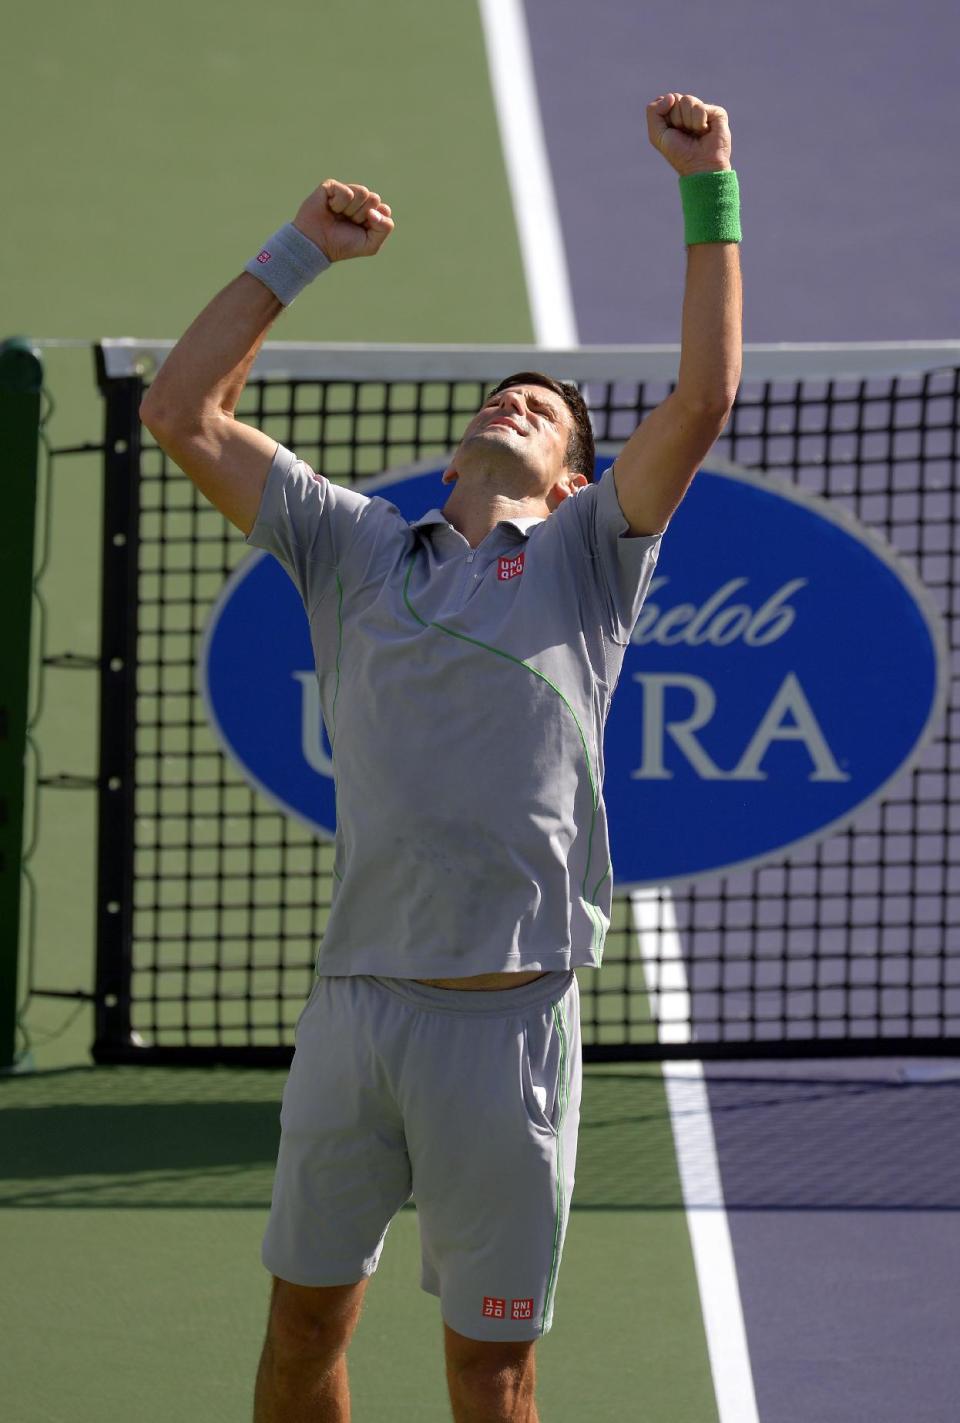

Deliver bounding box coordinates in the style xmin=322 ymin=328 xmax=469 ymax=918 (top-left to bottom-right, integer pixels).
xmin=140 ymin=92 xmax=741 ymax=1423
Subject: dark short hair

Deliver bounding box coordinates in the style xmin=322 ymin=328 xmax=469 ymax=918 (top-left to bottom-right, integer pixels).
xmin=487 ymin=371 xmax=596 ymax=482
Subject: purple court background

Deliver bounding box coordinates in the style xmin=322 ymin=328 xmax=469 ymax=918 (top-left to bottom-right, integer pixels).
xmin=526 ymin=0 xmax=956 ymax=344
xmin=522 ymin=2 xmax=960 ymax=1419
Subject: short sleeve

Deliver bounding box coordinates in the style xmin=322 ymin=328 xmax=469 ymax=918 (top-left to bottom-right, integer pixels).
xmin=563 ymin=463 xmax=663 ymax=642
xmin=246 ymin=442 xmax=386 ymax=615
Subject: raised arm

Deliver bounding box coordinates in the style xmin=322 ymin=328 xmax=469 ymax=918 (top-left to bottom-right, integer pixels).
xmin=139 ymin=181 xmax=394 ymax=535
xmin=611 ymin=93 xmax=743 ymax=536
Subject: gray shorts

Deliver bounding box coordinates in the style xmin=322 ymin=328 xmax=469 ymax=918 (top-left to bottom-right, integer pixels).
xmin=263 ymin=970 xmax=581 ymax=1340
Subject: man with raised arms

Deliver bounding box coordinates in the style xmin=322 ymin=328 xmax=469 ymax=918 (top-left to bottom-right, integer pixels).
xmin=140 ymin=92 xmax=742 ymax=1423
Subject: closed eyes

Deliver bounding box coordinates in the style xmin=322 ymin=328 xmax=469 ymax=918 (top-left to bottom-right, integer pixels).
xmin=484 ymin=393 xmax=560 ymax=424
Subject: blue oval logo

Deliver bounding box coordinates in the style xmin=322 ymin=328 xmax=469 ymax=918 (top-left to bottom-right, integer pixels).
xmin=200 ymin=452 xmax=947 ymax=886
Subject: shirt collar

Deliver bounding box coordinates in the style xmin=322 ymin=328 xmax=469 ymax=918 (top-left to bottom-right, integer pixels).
xmin=409 ymin=509 xmax=451 ymax=531
xmin=410 ymin=509 xmax=545 ymax=537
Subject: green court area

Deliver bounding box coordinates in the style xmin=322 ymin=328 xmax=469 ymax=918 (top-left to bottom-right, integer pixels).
xmin=5 ymin=0 xmax=530 ymax=1075
xmin=3 ymin=1 xmax=718 ymax=1417
xmin=1 ymin=1067 xmax=717 ymax=1422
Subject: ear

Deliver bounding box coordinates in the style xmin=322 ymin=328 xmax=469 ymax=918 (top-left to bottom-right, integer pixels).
xmin=554 ymin=471 xmax=588 ymax=500
xmin=546 ymin=471 xmax=588 ymax=511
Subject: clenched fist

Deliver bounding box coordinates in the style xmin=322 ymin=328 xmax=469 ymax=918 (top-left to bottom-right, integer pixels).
xmin=646 ymin=94 xmax=732 ymax=177
xmin=293 ymin=180 xmax=395 ymax=262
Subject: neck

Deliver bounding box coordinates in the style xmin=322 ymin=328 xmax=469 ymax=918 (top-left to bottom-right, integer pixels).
xmin=441 ymin=485 xmax=548 ymax=548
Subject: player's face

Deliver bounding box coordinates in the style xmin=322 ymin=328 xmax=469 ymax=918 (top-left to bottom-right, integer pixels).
xmin=454 ymin=384 xmax=574 ymax=487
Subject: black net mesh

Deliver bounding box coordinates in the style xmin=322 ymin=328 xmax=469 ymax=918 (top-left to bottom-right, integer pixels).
xmin=116 ymin=360 xmax=959 ymax=1059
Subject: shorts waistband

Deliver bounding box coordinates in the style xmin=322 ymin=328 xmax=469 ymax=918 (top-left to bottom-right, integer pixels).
xmin=362 ymin=970 xmax=575 ymax=1017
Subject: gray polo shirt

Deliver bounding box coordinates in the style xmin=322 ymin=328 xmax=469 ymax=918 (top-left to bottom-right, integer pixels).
xmin=247 ymin=442 xmax=662 ymax=976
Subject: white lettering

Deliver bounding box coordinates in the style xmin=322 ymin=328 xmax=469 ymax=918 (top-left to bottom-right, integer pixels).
xmin=651 ymin=603 xmax=697 ymax=645
xmin=731 ymin=673 xmax=850 ymax=782
xmin=630 ymin=671 xmax=850 ymax=783
xmin=705 ymin=605 xmax=752 ymax=646
xmin=744 ymin=579 xmax=807 ymax=645
xmin=630 ymin=674 xmax=726 ymax=780
xmin=630 ymin=576 xmax=808 ymax=649
xmin=292 ymin=671 xmax=335 ymax=778
xmin=685 ymin=579 xmax=749 ymax=645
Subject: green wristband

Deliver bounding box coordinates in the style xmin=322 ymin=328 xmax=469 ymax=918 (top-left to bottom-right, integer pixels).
xmin=679 ymin=169 xmax=741 ymax=244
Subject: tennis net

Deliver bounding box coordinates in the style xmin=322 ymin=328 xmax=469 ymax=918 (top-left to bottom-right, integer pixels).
xmin=91 ymin=340 xmax=959 ymax=1062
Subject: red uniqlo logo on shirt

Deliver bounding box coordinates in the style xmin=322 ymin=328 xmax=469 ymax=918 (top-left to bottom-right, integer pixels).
xmin=256 ymin=250 xmax=272 ymax=264
xmin=511 ymin=1298 xmax=534 ymax=1320
xmin=482 ymin=1297 xmax=506 ymax=1319
xmin=498 ymin=552 xmax=525 ymax=581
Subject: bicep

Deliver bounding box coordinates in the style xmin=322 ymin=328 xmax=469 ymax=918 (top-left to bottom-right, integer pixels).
xmin=140 ymin=408 xmax=277 ymax=536
xmin=612 ymin=391 xmax=730 ymax=536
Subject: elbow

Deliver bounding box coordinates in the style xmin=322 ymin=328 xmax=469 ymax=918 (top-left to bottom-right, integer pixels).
xmin=715 ymin=379 xmax=740 ymax=418
xmin=674 ymin=389 xmax=736 ymax=426
xmin=139 ymin=394 xmax=218 ymax=445
xmin=139 ymin=391 xmax=177 ymax=439
xmin=138 ymin=402 xmax=160 ymax=437
xmin=712 ymin=371 xmax=741 ymax=419
xmin=675 ymin=364 xmax=741 ymax=421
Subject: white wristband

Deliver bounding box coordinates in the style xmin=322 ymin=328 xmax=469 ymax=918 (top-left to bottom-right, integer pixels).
xmin=244 ymin=222 xmax=331 ymax=305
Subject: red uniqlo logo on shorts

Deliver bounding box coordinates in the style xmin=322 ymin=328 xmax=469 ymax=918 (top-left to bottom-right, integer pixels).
xmin=482 ymin=1297 xmax=506 ymax=1319
xmin=511 ymin=1298 xmax=534 ymax=1320
xmin=256 ymin=250 xmax=272 ymax=264
xmin=498 ymin=552 xmax=525 ymax=581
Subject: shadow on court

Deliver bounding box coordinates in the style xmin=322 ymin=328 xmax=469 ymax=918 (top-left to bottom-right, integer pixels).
xmin=3 ymin=1064 xmax=960 ymax=1212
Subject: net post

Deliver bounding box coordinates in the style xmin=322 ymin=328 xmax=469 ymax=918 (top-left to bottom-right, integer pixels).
xmin=91 ymin=344 xmax=143 ymax=1063
xmin=0 ymin=337 xmax=43 ymax=1070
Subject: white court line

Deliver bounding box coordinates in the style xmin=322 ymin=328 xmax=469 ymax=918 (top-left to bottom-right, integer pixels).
xmin=475 ymin=3 xmax=759 ymax=1415
xmin=632 ymin=892 xmax=760 ymax=1423
xmin=476 ymin=0 xmax=578 ymax=347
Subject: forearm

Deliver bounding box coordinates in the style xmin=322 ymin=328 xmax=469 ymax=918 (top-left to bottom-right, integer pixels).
xmin=140 ymin=273 xmax=283 ymax=430
xmin=135 ymin=183 xmax=392 ymax=535
xmin=675 ymin=241 xmax=742 ymax=412
xmin=142 ymin=179 xmax=392 ymax=436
